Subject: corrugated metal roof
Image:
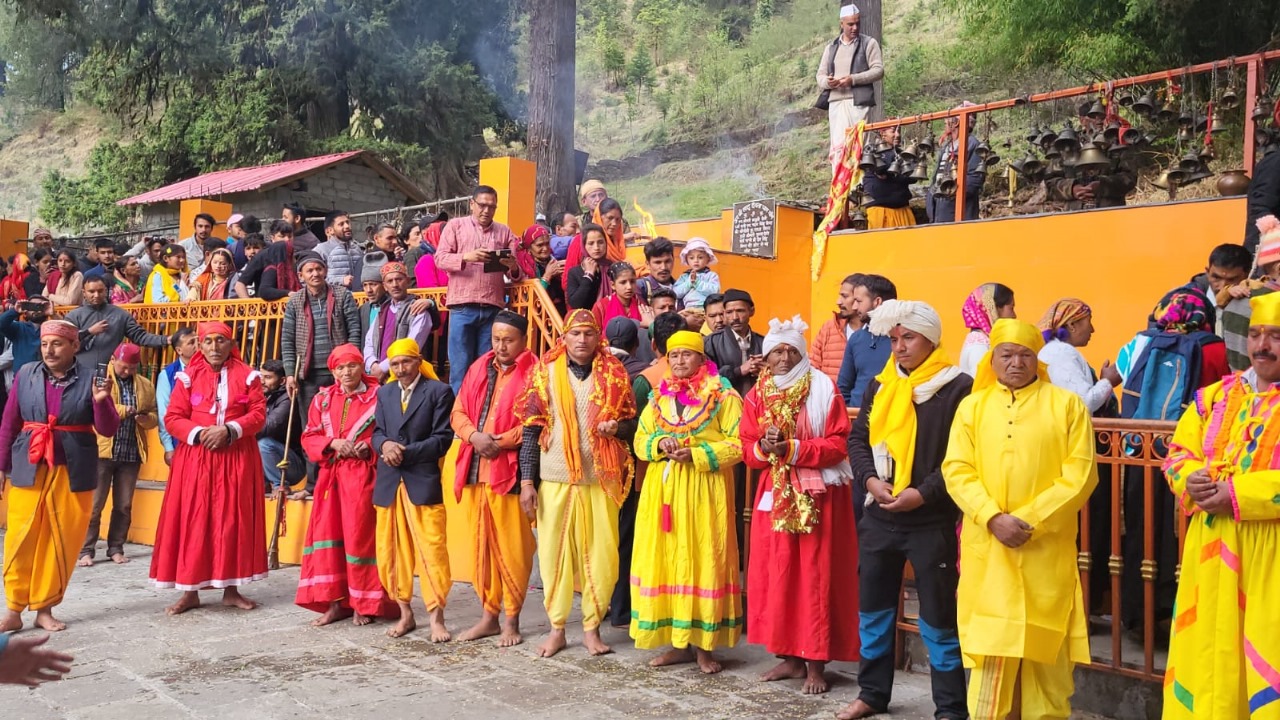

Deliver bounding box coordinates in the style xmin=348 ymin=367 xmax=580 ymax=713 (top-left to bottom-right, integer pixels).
xmin=116 ymin=150 xmax=422 ymax=206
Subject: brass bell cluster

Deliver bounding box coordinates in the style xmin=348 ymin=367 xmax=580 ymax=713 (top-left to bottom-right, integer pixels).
xmin=1009 ymin=116 xmax=1144 ymax=185
xmin=856 ymin=129 xmax=938 ymax=187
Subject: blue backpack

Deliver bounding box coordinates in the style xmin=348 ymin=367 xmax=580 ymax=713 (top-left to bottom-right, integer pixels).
xmin=1119 ymin=331 xmax=1216 ymax=421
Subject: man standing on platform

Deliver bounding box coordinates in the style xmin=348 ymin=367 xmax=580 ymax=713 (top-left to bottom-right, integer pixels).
xmin=373 ymin=338 xmax=456 ymax=641
xmin=79 ymin=343 xmax=156 ymax=567
xmin=296 ymin=344 xmax=397 ymax=627
xmin=943 ymin=319 xmax=1097 ymax=720
xmin=68 ymin=276 xmax=168 ymax=369
xmin=1159 ymin=292 xmax=1280 ymax=718
xmin=0 ymin=320 xmax=120 ymax=633
xmin=362 ymin=261 xmax=434 ymax=383
xmin=451 ymin=312 xmax=538 ymax=647
xmin=150 ymin=322 xmax=268 ymax=616
xmin=839 ymin=300 xmax=970 ymax=720
xmin=435 ymin=185 xmax=523 ymax=395
xmin=816 ymin=4 xmax=883 ymax=173
xmin=518 ymin=309 xmax=636 ymax=659
xmin=283 ymin=253 xmax=361 ymax=499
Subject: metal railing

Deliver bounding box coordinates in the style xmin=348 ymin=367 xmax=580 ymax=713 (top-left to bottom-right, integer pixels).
xmin=742 ymin=412 xmax=1179 ymax=683
xmin=55 ymin=280 xmax=566 ymax=388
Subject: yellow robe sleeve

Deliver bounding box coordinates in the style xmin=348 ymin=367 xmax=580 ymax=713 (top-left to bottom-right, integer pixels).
xmin=1230 ymin=470 xmax=1280 ymax=520
xmin=1163 ymin=384 xmax=1218 ymax=515
xmin=1010 ymin=394 xmax=1099 ymax=531
xmin=692 ymin=391 xmax=743 ymax=474
xmin=633 ymin=401 xmax=666 ymax=462
xmin=942 ymin=394 xmax=1006 ymax=529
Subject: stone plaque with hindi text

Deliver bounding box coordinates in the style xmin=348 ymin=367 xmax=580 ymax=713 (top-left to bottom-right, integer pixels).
xmin=731 ymin=199 xmax=777 ymax=259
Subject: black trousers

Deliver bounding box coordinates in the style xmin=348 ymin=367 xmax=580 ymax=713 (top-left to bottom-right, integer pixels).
xmin=1121 ymin=463 xmax=1178 ymax=630
xmin=857 ymin=514 xmax=967 ymax=719
xmin=607 ymin=484 xmax=641 ymax=627
xmin=1083 ymin=461 xmax=1114 ymax=613
xmin=298 ymin=373 xmax=330 ymax=493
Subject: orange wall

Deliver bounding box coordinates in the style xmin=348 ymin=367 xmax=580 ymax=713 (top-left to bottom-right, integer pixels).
xmin=479 ymin=157 xmax=537 ymax=235
xmin=811 ymin=198 xmax=1244 ymax=367
xmin=0 ymin=219 xmax=29 ymax=258
xmin=180 ymin=199 xmax=233 ymax=240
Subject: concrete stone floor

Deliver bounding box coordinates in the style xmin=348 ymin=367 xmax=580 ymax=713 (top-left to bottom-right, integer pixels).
xmin=1 ymin=540 xmax=1109 ymax=719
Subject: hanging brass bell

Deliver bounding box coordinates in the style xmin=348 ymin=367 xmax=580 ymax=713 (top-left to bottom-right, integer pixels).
xmin=975 ymin=141 xmax=993 ymax=160
xmin=1220 ymin=83 xmax=1240 ymax=111
xmin=918 ymin=132 xmax=936 ymax=155
xmin=1053 ymin=122 xmax=1080 ymax=153
xmin=1184 ymin=162 xmax=1215 ymax=185
xmin=1177 ymin=110 xmax=1195 ymax=128
xmin=898 ymin=145 xmax=918 ymax=162
xmin=1132 ymin=92 xmax=1157 ymax=117
xmin=1107 ymin=142 xmax=1129 ymax=159
xmin=1199 ymin=145 xmax=1215 ymax=163
xmin=858 ymin=146 xmax=879 ymax=173
xmin=1073 ymin=146 xmax=1111 ymax=170
xmin=851 ymin=209 xmax=869 ymax=231
xmin=1177 ymin=126 xmax=1196 ymax=143
xmin=886 ymin=156 xmax=906 ymax=176
xmin=1086 ymin=100 xmax=1106 ymax=120
xmin=1253 ymin=97 xmax=1275 ymax=122
xmin=1118 ymin=92 xmax=1136 ymax=107
xmin=1208 ymin=111 xmax=1227 ymax=134
xmin=983 ymin=151 xmax=1002 ymax=168
xmin=1089 ymin=132 xmax=1110 ymax=150
xmin=1179 ymin=150 xmax=1202 ymax=173
xmin=1152 ymin=171 xmax=1177 ymax=190
xmin=1157 ymin=99 xmax=1178 ymax=122
xmin=1121 ymin=126 xmax=1144 ymax=145
xmin=1103 ymin=121 xmax=1123 ymax=142
xmin=1026 ymin=124 xmax=1043 ymax=143
xmin=1019 ymin=154 xmax=1044 ymax=176
xmin=909 ymin=160 xmax=931 ymax=183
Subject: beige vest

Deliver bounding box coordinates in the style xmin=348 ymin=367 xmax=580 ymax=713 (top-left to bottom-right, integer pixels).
xmin=540 ymin=372 xmax=597 ymax=484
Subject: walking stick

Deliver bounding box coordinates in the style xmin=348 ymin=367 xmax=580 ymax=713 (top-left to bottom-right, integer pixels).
xmin=267 ymin=357 xmax=303 ymax=570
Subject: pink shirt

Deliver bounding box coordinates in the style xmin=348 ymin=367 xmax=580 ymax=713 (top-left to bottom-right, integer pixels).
xmin=434 ymin=217 xmax=523 ymax=308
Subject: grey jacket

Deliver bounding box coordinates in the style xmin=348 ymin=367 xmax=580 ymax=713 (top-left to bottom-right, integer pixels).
xmin=67 ymin=303 xmax=169 ymax=368
xmin=314 ymin=238 xmax=363 ymax=290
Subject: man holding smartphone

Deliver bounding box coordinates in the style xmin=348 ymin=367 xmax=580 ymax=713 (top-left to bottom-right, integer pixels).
xmin=434 ymin=185 xmax=523 ymax=395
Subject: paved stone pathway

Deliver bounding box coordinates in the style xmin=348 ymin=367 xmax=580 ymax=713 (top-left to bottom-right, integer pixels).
xmin=1 ymin=540 xmax=1106 ymax=719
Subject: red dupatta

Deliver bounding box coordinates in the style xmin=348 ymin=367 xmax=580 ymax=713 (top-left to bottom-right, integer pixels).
xmin=454 ymin=349 xmax=538 ymax=500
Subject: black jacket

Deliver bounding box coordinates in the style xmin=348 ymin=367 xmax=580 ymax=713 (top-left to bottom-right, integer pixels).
xmin=259 ymin=386 xmax=300 ymax=444
xmin=704 ymin=327 xmax=764 ymax=397
xmin=565 ymin=265 xmax=602 ymax=310
xmin=1246 ymin=150 xmax=1280 ymax=254
xmin=848 ymin=372 xmax=973 ymax=528
xmin=372 ymin=377 xmax=455 ymax=507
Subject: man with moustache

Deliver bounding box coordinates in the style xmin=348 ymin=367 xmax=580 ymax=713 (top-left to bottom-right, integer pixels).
xmin=811 ymin=273 xmax=865 ymax=384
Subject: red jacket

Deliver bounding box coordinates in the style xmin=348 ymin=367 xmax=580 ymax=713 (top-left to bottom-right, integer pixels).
xmin=810 ymin=314 xmax=852 ymax=386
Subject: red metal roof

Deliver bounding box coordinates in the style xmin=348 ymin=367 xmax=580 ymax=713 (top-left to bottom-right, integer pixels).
xmin=116 ymin=150 xmax=424 ymax=206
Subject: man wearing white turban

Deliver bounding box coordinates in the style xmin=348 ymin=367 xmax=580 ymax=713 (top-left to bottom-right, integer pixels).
xmin=840 ymin=299 xmax=972 ymax=720
xmin=816 ymin=4 xmax=884 ymax=173
xmin=742 ymin=316 xmax=860 ymax=695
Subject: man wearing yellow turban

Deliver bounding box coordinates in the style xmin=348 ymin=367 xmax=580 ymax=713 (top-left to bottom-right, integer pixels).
xmin=942 ymin=318 xmax=1098 ymax=719
xmin=372 ymin=337 xmax=455 ymax=641
xmin=1160 ymin=292 xmax=1280 ymax=718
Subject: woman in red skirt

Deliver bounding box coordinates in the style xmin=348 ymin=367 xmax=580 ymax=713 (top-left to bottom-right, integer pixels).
xmin=295 ymin=344 xmax=397 ymax=626
xmin=150 ymin=321 xmax=268 ymax=615
xmin=743 ymin=315 xmax=859 ymax=695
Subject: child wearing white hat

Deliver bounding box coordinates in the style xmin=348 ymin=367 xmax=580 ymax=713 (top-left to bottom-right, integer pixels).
xmin=673 ymin=237 xmax=721 ymax=327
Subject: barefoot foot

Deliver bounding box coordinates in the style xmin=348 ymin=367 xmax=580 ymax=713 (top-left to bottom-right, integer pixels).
xmin=352 ymin=612 xmax=373 ymax=627
xmin=694 ymin=648 xmax=723 ymax=674
xmin=582 ymin=627 xmax=612 ymax=656
xmin=77 ymin=555 xmax=93 ymax=568
xmin=456 ymin=612 xmax=501 ymax=642
xmin=110 ymin=553 xmax=130 ymax=565
xmin=760 ymin=657 xmax=806 ymax=682
xmin=428 ymin=608 xmax=451 ymax=643
xmin=498 ymin=616 xmax=523 ymax=647
xmin=222 ymin=588 xmax=258 ymax=611
xmin=34 ymin=609 xmax=67 ymax=632
xmin=536 ymin=628 xmax=567 ymax=658
xmin=0 ymin=610 xmax=23 ymax=633
xmin=311 ymin=602 xmax=353 ymax=627
xmin=386 ymin=603 xmax=416 ymax=638
xmin=649 ymin=647 xmax=695 ymax=668
xmin=803 ymin=662 xmax=829 ymax=694
xmin=835 ymin=699 xmax=880 ymax=720
xmin=166 ymin=592 xmax=201 ymax=616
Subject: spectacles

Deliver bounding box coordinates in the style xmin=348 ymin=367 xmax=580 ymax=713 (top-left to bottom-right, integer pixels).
xmin=473 ymin=201 xmax=498 ymax=211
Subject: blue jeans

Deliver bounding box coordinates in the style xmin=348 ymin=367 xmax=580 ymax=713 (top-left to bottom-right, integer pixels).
xmin=259 ymin=438 xmax=305 ymax=494
xmin=446 ymin=303 xmax=499 ymax=395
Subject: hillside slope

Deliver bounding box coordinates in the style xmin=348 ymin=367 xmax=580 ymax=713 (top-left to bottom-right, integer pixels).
xmin=0 ymin=106 xmax=111 ymax=224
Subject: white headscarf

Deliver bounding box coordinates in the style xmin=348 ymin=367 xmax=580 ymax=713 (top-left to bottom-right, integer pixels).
xmin=840 ymin=4 xmax=860 ymax=18
xmin=763 ymin=315 xmax=852 ymax=487
xmin=868 ymin=299 xmax=944 ymax=344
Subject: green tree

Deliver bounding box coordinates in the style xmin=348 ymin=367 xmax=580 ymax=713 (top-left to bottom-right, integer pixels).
xmin=597 ymin=24 xmax=628 ymax=87
xmin=628 ymin=50 xmax=656 ymax=94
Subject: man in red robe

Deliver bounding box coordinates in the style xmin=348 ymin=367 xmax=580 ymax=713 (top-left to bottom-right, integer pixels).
xmin=451 ymin=311 xmax=538 ymax=647
xmin=150 ymin=321 xmax=268 ymax=615
xmin=296 ymin=343 xmax=397 ymax=626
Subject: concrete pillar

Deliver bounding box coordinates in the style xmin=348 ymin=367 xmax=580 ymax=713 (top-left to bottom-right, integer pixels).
xmin=479 ymin=157 xmax=537 ymax=234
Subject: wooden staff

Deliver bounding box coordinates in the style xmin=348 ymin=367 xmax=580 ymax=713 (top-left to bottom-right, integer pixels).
xmin=267 ymin=357 xmax=303 ymax=570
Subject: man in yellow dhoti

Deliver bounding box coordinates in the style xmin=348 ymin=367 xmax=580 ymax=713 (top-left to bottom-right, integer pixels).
xmin=518 ymin=309 xmax=636 ymax=659
xmin=372 ymin=338 xmax=456 ymax=640
xmin=1161 ymin=292 xmax=1280 ymax=719
xmin=942 ymin=319 xmax=1098 ymax=719
xmin=0 ymin=320 xmax=120 ymax=633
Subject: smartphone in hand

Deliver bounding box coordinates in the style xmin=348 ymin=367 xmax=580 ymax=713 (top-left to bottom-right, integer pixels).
xmin=94 ymin=362 xmax=108 ymax=389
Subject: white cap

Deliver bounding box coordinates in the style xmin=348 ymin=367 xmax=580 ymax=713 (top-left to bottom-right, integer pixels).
xmin=840 ymin=4 xmax=860 ymax=18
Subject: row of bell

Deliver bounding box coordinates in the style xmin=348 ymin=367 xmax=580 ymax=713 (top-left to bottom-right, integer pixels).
xmin=1114 ymin=91 xmax=1273 ymax=124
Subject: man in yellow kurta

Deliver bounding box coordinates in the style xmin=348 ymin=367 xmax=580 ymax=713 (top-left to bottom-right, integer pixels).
xmin=1161 ymin=292 xmax=1280 ymax=719
xmin=518 ymin=309 xmax=636 ymax=659
xmin=942 ymin=319 xmax=1098 ymax=720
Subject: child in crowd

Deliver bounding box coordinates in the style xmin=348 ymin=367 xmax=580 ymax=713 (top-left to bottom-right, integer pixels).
xmin=566 ymin=223 xmax=610 ymax=310
xmin=592 ymin=262 xmax=648 ymax=329
xmin=673 ymin=237 xmax=720 ymax=328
